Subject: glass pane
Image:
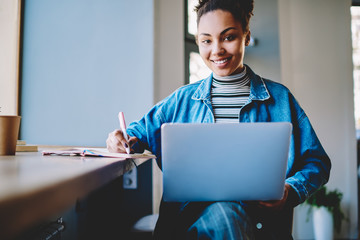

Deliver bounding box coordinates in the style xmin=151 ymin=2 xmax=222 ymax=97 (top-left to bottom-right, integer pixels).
xmin=351 ymin=6 xmax=360 ymax=130
xmin=189 ymin=52 xmax=212 ymax=83
xmin=187 ymin=0 xmax=198 ymax=36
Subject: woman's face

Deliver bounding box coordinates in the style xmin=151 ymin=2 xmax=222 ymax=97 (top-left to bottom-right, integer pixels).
xmin=197 ymin=10 xmax=250 ymax=77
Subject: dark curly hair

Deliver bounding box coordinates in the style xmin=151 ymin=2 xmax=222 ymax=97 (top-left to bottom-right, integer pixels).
xmin=194 ymin=0 xmax=254 ymax=33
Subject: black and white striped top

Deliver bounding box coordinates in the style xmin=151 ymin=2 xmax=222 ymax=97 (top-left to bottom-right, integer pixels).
xmin=211 ymin=67 xmax=251 ymax=123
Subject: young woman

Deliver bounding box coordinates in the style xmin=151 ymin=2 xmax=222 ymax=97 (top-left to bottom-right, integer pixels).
xmin=107 ymin=0 xmax=331 ymax=239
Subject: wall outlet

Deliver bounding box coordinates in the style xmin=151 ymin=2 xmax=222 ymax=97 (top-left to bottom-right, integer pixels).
xmin=123 ymin=167 xmax=137 ymax=189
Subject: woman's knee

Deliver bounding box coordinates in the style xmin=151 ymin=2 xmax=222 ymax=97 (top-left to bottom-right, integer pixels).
xmin=187 ymin=202 xmax=254 ymax=239
xmin=205 ymin=202 xmax=248 ymax=221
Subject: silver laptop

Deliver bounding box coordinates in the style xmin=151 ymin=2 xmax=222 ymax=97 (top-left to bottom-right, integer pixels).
xmin=161 ymin=122 xmax=292 ymax=202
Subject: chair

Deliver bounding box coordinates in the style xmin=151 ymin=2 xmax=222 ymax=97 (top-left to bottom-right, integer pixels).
xmin=130 ymin=214 xmax=159 ymax=240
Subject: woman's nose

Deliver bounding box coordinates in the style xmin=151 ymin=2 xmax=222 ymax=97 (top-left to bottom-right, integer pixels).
xmin=211 ymin=42 xmax=225 ymax=56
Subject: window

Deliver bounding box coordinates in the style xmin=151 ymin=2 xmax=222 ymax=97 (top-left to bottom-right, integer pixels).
xmin=351 ymin=5 xmax=360 ymax=130
xmin=185 ymin=0 xmax=211 ymax=84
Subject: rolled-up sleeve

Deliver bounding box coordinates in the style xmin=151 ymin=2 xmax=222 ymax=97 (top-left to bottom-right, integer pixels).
xmin=285 ymin=113 xmax=331 ymax=205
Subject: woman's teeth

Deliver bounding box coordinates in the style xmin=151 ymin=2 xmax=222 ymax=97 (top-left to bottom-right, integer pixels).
xmin=214 ymin=58 xmax=228 ymax=64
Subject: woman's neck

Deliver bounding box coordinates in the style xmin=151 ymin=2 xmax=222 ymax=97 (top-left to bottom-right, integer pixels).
xmin=213 ymin=66 xmax=247 ymax=81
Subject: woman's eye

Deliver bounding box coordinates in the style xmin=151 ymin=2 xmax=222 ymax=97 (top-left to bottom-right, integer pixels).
xmin=224 ymin=35 xmax=235 ymax=41
xmin=201 ymin=39 xmax=211 ymax=44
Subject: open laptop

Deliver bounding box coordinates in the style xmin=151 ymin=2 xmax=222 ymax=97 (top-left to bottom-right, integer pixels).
xmin=161 ymin=122 xmax=292 ymax=202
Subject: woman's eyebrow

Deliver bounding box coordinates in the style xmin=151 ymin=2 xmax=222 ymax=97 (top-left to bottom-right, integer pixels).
xmin=199 ymin=27 xmax=237 ymax=37
xmin=220 ymin=27 xmax=237 ymax=35
xmin=199 ymin=33 xmax=211 ymax=37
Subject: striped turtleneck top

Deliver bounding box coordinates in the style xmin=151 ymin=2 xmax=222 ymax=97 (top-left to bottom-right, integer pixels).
xmin=211 ymin=67 xmax=251 ymax=123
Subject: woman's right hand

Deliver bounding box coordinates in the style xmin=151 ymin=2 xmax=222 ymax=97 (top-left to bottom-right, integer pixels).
xmin=106 ymin=129 xmax=138 ymax=153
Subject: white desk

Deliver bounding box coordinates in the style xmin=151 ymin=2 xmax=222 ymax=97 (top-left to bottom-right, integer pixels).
xmin=0 ymin=148 xmax=150 ymax=240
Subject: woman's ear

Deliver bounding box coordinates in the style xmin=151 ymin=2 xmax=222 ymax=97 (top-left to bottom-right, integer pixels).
xmin=195 ymin=35 xmax=199 ymax=45
xmin=245 ymin=31 xmax=251 ymax=46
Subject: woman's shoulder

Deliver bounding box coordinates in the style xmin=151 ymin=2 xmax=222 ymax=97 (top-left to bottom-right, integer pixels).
xmin=156 ymin=79 xmax=205 ymax=106
xmin=262 ymin=78 xmax=290 ymax=91
xmin=260 ymin=78 xmax=294 ymax=98
xmin=176 ymin=79 xmax=204 ymax=93
xmin=168 ymin=78 xmax=208 ymax=101
xmin=246 ymin=65 xmax=292 ymax=95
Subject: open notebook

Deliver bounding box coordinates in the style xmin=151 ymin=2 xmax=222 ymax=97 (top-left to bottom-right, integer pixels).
xmin=42 ymin=148 xmax=155 ymax=159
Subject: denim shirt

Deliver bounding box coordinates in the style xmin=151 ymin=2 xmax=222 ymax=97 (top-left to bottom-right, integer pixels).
xmin=127 ymin=65 xmax=331 ymax=205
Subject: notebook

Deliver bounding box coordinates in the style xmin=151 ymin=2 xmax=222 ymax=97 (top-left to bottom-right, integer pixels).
xmin=161 ymin=122 xmax=292 ymax=202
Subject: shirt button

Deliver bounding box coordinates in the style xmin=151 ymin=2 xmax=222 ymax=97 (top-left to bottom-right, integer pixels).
xmin=256 ymin=222 xmax=262 ymax=229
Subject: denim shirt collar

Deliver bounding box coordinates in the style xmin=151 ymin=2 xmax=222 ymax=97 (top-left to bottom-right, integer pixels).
xmin=191 ymin=73 xmax=213 ymax=101
xmin=191 ymin=65 xmax=271 ymax=102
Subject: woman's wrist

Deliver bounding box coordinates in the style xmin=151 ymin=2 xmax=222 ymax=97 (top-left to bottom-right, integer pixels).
xmin=285 ymin=184 xmax=300 ymax=208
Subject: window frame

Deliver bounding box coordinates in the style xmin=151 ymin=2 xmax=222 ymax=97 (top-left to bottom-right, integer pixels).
xmin=184 ymin=0 xmax=198 ymax=84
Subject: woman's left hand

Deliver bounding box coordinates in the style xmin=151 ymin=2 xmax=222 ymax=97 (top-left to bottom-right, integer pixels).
xmin=256 ymin=183 xmax=292 ymax=211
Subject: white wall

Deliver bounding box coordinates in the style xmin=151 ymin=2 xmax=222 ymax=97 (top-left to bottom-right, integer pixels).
xmin=278 ymin=0 xmax=357 ymax=239
xmin=153 ymin=0 xmax=184 ymax=102
xmin=0 ymin=0 xmax=21 ymax=115
xmin=245 ymin=0 xmax=281 ymax=82
xmin=152 ymin=0 xmax=185 ymax=213
xmin=20 ymin=0 xmax=154 ymax=146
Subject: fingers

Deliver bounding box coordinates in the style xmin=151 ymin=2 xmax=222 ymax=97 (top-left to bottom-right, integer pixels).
xmin=106 ymin=129 xmax=128 ymax=153
xmin=106 ymin=129 xmax=139 ymax=153
xmin=257 ymin=200 xmax=282 ymax=209
xmin=128 ymin=136 xmax=139 ymax=153
xmin=255 ymin=184 xmax=291 ymax=211
xmin=106 ymin=130 xmax=122 ymax=153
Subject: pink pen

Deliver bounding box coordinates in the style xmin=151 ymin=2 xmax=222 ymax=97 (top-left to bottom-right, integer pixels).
xmin=118 ymin=112 xmax=130 ymax=154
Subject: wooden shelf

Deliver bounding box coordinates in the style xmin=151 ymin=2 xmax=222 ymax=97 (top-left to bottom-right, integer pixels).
xmin=0 ymin=148 xmax=149 ymax=240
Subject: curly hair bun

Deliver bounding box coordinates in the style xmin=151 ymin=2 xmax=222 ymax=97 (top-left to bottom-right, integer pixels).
xmin=194 ymin=0 xmax=254 ymax=32
xmin=195 ymin=0 xmax=254 ymax=14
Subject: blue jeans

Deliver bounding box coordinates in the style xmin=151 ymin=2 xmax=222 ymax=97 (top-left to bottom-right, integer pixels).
xmin=153 ymin=201 xmax=294 ymax=240
xmin=187 ymin=202 xmax=254 ymax=240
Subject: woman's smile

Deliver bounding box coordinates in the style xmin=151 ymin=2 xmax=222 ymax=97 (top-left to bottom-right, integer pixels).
xmin=211 ymin=56 xmax=232 ymax=65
